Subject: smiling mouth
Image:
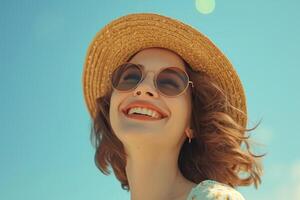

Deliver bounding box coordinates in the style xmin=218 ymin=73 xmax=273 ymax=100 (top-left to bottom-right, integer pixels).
xmin=121 ymin=110 xmax=166 ymax=121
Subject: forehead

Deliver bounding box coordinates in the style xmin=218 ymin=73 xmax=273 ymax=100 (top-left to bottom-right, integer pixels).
xmin=127 ymin=47 xmax=186 ymax=73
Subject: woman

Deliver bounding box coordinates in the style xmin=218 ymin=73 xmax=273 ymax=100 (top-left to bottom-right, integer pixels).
xmin=82 ymin=13 xmax=265 ymax=200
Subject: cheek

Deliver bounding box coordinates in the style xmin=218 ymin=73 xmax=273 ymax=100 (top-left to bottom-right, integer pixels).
xmin=109 ymin=92 xmax=116 ymax=114
xmin=109 ymin=91 xmax=122 ymax=123
xmin=172 ymin=94 xmax=192 ymax=129
xmin=170 ymin=95 xmax=191 ymax=114
xmin=169 ymin=97 xmax=191 ymax=120
xmin=165 ymin=97 xmax=191 ymax=142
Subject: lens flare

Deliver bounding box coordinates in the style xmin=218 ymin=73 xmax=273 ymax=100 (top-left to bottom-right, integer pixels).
xmin=195 ymin=0 xmax=215 ymax=14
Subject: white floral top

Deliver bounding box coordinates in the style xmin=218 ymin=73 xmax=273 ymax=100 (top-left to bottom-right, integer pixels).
xmin=186 ymin=180 xmax=246 ymax=200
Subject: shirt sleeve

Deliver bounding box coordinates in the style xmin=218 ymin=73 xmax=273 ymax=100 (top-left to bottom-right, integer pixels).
xmin=187 ymin=180 xmax=246 ymax=200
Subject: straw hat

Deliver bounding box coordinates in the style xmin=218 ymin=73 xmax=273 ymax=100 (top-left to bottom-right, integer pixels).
xmin=82 ymin=12 xmax=247 ymax=128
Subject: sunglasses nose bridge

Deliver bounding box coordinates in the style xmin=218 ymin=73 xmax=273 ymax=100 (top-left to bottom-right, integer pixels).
xmin=138 ymin=70 xmax=157 ymax=89
xmin=143 ymin=70 xmax=156 ymax=82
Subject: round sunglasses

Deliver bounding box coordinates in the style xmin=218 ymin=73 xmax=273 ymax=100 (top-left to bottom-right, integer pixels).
xmin=110 ymin=62 xmax=194 ymax=97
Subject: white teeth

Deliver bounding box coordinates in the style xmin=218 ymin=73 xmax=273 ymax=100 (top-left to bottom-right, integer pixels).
xmin=127 ymin=107 xmax=161 ymax=118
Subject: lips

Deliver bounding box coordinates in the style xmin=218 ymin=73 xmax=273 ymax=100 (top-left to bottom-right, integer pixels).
xmin=121 ymin=100 xmax=169 ymax=119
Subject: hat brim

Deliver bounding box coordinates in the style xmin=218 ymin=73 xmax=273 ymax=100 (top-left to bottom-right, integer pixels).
xmin=82 ymin=12 xmax=247 ymax=128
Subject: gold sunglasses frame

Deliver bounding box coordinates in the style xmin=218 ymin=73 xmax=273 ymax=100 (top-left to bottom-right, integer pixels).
xmin=110 ymin=62 xmax=194 ymax=98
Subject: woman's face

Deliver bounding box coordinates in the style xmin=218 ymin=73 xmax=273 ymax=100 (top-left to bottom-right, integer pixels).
xmin=109 ymin=47 xmax=192 ymax=149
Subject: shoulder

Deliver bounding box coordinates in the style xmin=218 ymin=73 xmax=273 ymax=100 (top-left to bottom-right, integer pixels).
xmin=186 ymin=179 xmax=246 ymax=200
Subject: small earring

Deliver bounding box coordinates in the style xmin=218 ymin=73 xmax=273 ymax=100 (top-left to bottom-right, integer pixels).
xmin=186 ymin=128 xmax=193 ymax=143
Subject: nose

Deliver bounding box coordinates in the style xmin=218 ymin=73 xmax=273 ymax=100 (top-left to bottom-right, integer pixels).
xmin=133 ymin=71 xmax=159 ymax=98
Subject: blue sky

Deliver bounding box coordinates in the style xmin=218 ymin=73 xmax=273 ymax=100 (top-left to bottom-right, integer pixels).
xmin=1 ymin=0 xmax=299 ymax=199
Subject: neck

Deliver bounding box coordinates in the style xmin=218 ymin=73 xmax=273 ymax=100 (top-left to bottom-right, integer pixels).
xmin=125 ymin=146 xmax=196 ymax=200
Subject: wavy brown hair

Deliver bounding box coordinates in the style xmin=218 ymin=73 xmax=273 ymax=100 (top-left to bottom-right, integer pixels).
xmin=89 ymin=58 xmax=266 ymax=191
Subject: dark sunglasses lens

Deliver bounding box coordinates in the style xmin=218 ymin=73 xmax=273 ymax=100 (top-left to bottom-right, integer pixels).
xmin=111 ymin=63 xmax=142 ymax=91
xmin=157 ymin=68 xmax=188 ymax=96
